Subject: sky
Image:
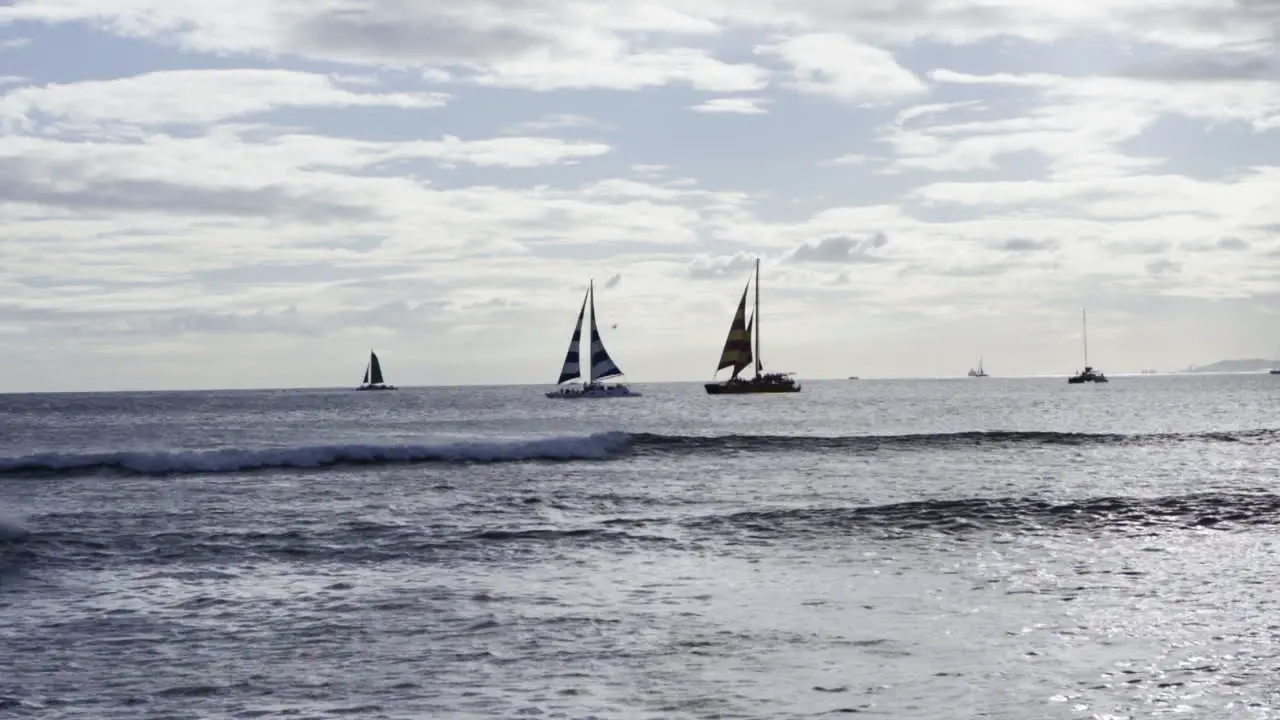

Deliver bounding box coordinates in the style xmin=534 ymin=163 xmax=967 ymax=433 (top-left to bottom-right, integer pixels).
xmin=1 ymin=0 xmax=1279 ymax=391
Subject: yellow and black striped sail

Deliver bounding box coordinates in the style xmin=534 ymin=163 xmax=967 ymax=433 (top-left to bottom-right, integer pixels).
xmin=716 ymin=282 xmax=754 ymax=376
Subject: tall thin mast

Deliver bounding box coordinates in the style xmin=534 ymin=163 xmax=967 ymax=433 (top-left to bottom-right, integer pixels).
xmin=754 ymin=258 xmax=762 ymax=378
xmin=1082 ymin=308 xmax=1088 ymax=367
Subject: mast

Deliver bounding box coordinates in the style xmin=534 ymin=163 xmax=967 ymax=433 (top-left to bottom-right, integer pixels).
xmin=753 ymin=258 xmax=762 ymax=378
xmin=1082 ymin=308 xmax=1089 ymax=367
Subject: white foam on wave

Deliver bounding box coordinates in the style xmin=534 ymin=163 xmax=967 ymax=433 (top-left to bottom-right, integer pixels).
xmin=0 ymin=431 xmax=634 ymax=476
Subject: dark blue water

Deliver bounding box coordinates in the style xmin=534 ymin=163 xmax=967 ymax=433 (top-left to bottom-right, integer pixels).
xmin=2 ymin=375 xmax=1279 ymax=718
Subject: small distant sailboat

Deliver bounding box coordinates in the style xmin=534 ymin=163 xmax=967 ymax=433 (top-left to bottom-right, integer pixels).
xmin=1067 ymin=309 xmax=1108 ymax=384
xmin=967 ymin=357 xmax=989 ymax=377
xmin=546 ymin=279 xmax=640 ymax=399
xmin=1271 ymin=344 xmax=1280 ymax=374
xmin=356 ymin=349 xmax=397 ymax=391
xmin=704 ymin=258 xmax=801 ymax=395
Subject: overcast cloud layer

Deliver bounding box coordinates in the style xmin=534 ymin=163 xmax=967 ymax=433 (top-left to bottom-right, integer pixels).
xmin=1 ymin=0 xmax=1279 ymax=390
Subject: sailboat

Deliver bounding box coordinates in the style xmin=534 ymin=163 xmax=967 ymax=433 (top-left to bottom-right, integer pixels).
xmin=546 ymin=279 xmax=640 ymax=399
xmin=704 ymin=258 xmax=801 ymax=394
xmin=356 ymin=349 xmax=397 ymax=391
xmin=1067 ymin=309 xmax=1108 ymax=384
xmin=967 ymin=357 xmax=988 ymax=377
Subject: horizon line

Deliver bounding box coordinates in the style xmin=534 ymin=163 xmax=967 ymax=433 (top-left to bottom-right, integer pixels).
xmin=1 ymin=370 xmax=1274 ymax=395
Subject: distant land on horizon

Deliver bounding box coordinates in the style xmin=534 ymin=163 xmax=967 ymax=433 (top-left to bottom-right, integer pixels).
xmin=1180 ymin=359 xmax=1279 ymax=373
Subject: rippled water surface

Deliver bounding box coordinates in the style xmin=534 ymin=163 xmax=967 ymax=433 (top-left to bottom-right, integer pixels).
xmin=2 ymin=375 xmax=1280 ymax=719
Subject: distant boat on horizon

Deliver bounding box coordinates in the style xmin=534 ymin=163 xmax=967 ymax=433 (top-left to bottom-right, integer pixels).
xmin=967 ymin=357 xmax=988 ymax=377
xmin=1068 ymin=309 xmax=1108 ymax=384
xmin=546 ymin=279 xmax=640 ymax=399
xmin=704 ymin=258 xmax=801 ymax=395
xmin=356 ymin=349 xmax=397 ymax=391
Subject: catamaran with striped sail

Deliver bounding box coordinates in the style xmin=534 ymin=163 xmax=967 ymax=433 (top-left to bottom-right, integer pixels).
xmin=546 ymin=279 xmax=640 ymax=398
xmin=704 ymin=258 xmax=801 ymax=395
xmin=356 ymin=349 xmax=396 ymax=391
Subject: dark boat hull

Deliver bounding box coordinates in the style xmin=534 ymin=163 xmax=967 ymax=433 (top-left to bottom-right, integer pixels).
xmin=356 ymin=384 xmax=397 ymax=391
xmin=704 ymin=380 xmax=801 ymax=395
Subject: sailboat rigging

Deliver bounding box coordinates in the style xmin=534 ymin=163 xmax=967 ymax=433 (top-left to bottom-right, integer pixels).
xmin=355 ymin=349 xmax=397 ymax=391
xmin=704 ymin=258 xmax=801 ymax=395
xmin=545 ymin=280 xmax=641 ymax=399
xmin=1067 ymin=309 xmax=1108 ymax=384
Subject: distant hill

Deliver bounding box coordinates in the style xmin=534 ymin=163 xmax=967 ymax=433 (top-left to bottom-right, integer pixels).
xmin=1182 ymin=358 xmax=1278 ymax=373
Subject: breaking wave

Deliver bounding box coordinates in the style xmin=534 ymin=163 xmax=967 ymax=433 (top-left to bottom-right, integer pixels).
xmin=0 ymin=427 xmax=1274 ymax=478
xmin=0 ymin=432 xmax=633 ymax=477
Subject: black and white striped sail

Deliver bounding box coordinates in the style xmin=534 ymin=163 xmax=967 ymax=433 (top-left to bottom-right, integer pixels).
xmin=556 ymin=289 xmax=589 ymax=384
xmin=586 ymin=282 xmax=623 ymax=382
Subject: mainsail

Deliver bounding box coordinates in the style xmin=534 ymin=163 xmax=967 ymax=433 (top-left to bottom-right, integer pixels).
xmin=365 ymin=351 xmax=385 ymax=385
xmin=715 ymin=279 xmax=754 ymax=378
xmin=556 ymin=289 xmax=589 ymax=384
xmin=587 ymin=281 xmax=623 ymax=382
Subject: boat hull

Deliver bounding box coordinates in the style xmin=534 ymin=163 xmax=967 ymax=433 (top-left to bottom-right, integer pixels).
xmin=704 ymin=380 xmax=801 ymax=395
xmin=545 ymin=384 xmax=641 ymax=399
xmin=1067 ymin=376 xmax=1107 ymax=384
xmin=356 ymin=384 xmax=397 ymax=391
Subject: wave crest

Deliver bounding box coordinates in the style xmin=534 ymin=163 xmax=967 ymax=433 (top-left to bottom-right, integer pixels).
xmin=0 ymin=427 xmax=1273 ymax=478
xmin=0 ymin=432 xmax=633 ymax=477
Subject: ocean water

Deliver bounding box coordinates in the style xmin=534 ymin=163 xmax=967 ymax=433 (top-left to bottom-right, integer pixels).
xmin=2 ymin=375 xmax=1279 ymax=719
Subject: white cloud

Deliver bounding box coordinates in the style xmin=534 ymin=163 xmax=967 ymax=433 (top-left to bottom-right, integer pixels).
xmin=472 ymin=47 xmax=769 ymax=92
xmin=0 ymin=69 xmax=449 ymax=131
xmin=755 ymin=33 xmax=926 ymax=105
xmin=502 ymin=113 xmax=598 ymax=134
xmin=690 ymin=97 xmax=769 ymax=114
xmin=819 ymin=153 xmax=871 ymax=166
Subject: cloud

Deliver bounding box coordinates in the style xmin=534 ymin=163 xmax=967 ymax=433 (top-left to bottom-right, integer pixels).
xmin=1000 ymin=238 xmax=1058 ymax=251
xmin=788 ymin=232 xmax=889 ymax=263
xmin=502 ymin=113 xmax=598 ymax=134
xmin=1117 ymin=53 xmax=1278 ymax=82
xmin=0 ymin=154 xmax=373 ymax=221
xmin=820 ymin=153 xmax=871 ymax=167
xmin=603 ymin=272 xmax=622 ymax=288
xmin=0 ymin=69 xmax=449 ymax=130
xmin=755 ymin=34 xmax=926 ymax=105
xmin=688 ymin=253 xmax=757 ymax=279
xmin=691 ymin=97 xmax=769 ymax=114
